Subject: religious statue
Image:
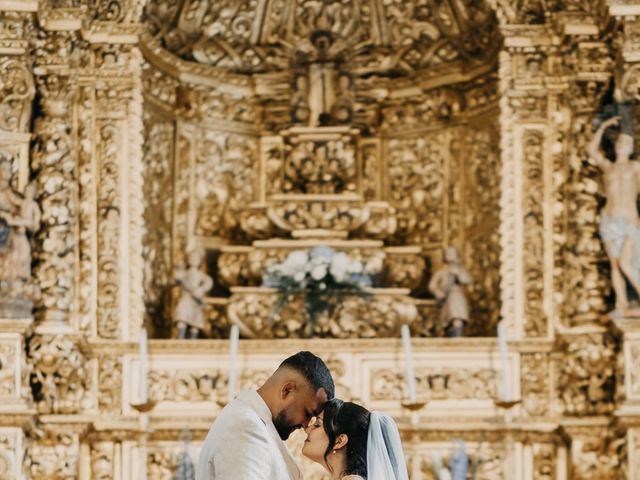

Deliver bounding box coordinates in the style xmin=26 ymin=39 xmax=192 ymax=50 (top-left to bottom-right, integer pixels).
xmin=5 ymin=183 xmax=41 ymax=281
xmin=291 ymin=73 xmax=311 ymax=125
xmin=428 ymin=246 xmax=472 ymax=337
xmin=290 ymin=31 xmax=355 ymax=127
xmin=173 ymin=249 xmax=213 ymax=339
xmin=0 ymin=160 xmax=41 ymax=302
xmin=0 ymin=160 xmax=19 ymax=250
xmin=449 ymin=440 xmax=468 ymax=480
xmin=588 ymin=103 xmax=640 ymax=317
xmin=330 ymin=71 xmax=354 ymax=125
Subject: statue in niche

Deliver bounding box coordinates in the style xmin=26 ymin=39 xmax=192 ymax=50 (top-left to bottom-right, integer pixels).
xmin=588 ymin=102 xmax=640 ymax=317
xmin=0 ymin=159 xmax=19 ymax=252
xmin=0 ymin=160 xmax=41 ymax=299
xmin=173 ymin=249 xmax=213 ymax=339
xmin=4 ymin=183 xmax=41 ymax=281
xmin=428 ymin=246 xmax=471 ymax=337
xmin=290 ymin=31 xmax=354 ymax=127
xmin=291 ymin=73 xmax=311 ymax=125
xmin=330 ymin=71 xmax=354 ymax=125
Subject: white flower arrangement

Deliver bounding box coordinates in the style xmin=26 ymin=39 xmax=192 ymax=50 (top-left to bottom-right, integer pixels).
xmin=262 ymin=246 xmax=374 ymax=334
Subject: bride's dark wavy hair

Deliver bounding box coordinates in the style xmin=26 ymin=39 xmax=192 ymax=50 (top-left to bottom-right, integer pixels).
xmin=322 ymin=399 xmax=371 ymax=478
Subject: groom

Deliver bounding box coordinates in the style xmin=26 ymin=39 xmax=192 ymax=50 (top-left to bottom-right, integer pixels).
xmin=197 ymin=351 xmax=335 ymax=479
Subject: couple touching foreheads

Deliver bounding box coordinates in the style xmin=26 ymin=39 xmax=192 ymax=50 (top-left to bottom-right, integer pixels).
xmin=197 ymin=351 xmax=408 ymax=480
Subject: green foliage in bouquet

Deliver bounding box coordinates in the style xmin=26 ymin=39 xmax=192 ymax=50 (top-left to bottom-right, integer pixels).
xmin=262 ymin=246 xmax=374 ymax=336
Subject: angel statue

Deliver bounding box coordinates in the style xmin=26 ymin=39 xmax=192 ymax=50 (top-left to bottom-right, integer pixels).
xmin=428 ymin=246 xmax=472 ymax=337
xmin=173 ymin=249 xmax=213 ymax=339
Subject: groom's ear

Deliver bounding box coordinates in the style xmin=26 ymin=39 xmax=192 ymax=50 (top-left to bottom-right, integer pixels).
xmin=334 ymin=433 xmax=349 ymax=450
xmin=281 ymin=381 xmax=296 ymax=399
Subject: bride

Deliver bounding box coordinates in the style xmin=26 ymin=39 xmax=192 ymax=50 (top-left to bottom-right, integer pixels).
xmin=302 ymin=399 xmax=408 ymax=480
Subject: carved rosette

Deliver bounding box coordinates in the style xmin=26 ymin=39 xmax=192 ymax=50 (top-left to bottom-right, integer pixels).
xmin=28 ymin=335 xmax=92 ymax=414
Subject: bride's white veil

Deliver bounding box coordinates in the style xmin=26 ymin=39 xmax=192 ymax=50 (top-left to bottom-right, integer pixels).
xmin=366 ymin=412 xmax=409 ymax=480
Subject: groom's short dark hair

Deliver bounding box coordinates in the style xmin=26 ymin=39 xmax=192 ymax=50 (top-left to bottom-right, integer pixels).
xmin=279 ymin=351 xmax=335 ymax=399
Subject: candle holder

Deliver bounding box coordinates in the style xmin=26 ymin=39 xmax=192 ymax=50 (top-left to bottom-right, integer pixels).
xmin=131 ymin=400 xmax=158 ymax=413
xmin=401 ymin=400 xmax=428 ymax=411
xmin=493 ymin=398 xmax=521 ymax=410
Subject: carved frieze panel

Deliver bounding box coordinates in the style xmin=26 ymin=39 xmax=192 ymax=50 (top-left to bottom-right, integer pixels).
xmin=372 ymin=365 xmax=497 ymax=402
xmin=227 ymin=288 xmax=417 ymax=339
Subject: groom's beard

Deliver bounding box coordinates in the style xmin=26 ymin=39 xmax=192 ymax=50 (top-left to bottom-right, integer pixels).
xmin=273 ymin=409 xmax=298 ymax=440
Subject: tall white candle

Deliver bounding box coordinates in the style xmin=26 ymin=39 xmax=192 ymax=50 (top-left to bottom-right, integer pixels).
xmin=139 ymin=327 xmax=148 ymax=404
xmin=497 ymin=320 xmax=511 ymax=402
xmin=401 ymin=324 xmax=417 ymax=404
xmin=228 ymin=324 xmax=240 ymax=401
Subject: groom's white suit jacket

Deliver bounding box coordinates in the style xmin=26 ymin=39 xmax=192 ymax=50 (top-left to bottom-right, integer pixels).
xmin=196 ymin=390 xmax=303 ymax=480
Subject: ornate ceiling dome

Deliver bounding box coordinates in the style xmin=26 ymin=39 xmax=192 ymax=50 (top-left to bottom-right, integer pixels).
xmin=144 ymin=0 xmax=499 ymax=78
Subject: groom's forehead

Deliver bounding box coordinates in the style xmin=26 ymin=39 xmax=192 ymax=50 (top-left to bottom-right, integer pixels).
xmin=310 ymin=387 xmax=328 ymax=414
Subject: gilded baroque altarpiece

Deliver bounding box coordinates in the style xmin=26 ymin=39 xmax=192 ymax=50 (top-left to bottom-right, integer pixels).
xmin=1 ymin=0 xmax=640 ymax=478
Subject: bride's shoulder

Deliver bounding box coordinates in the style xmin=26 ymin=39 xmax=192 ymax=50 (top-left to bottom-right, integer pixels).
xmin=342 ymin=476 xmax=365 ymax=480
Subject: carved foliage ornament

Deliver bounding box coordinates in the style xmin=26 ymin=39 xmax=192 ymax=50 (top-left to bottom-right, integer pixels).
xmin=558 ymin=334 xmax=616 ymax=416
xmin=0 ymin=59 xmax=35 ymax=133
xmin=145 ymin=0 xmax=498 ymax=76
xmin=28 ymin=335 xmax=91 ymax=414
xmin=227 ymin=290 xmax=417 ymax=339
xmin=31 ymin=74 xmax=77 ymax=322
